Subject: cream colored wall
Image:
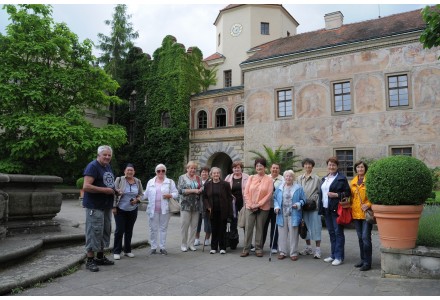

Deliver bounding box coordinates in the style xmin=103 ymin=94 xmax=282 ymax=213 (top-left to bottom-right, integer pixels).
xmin=211 ymin=5 xmax=298 ymax=90
xmin=243 ymin=42 xmax=440 ymax=172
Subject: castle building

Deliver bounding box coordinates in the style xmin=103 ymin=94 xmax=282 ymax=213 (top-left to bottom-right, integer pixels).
xmin=189 ymin=4 xmax=440 ymax=176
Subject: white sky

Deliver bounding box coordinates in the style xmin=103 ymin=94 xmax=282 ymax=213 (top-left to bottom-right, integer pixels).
xmin=0 ymin=1 xmax=435 ymax=59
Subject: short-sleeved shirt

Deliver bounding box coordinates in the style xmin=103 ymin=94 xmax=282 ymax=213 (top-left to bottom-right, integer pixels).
xmin=82 ymin=159 xmax=115 ymax=210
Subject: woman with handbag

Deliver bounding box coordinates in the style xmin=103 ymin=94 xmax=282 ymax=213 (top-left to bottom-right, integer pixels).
xmin=144 ymin=164 xmax=178 ymax=255
xmin=350 ymin=160 xmax=373 ymax=271
xmin=224 ymin=161 xmax=249 ymax=250
xmin=318 ymin=156 xmax=351 ymax=266
xmin=296 ymin=158 xmax=322 ymax=259
xmin=203 ymin=167 xmax=233 ymax=254
xmin=112 ymin=163 xmax=144 ymax=260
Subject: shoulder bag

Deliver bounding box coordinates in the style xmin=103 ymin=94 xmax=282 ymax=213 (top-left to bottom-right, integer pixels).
xmin=168 ymin=198 xmax=181 ymax=213
xmin=357 ymin=187 xmax=376 ymax=224
xmin=237 ymin=207 xmax=246 ymax=228
xmin=299 ymin=219 xmax=308 ymax=239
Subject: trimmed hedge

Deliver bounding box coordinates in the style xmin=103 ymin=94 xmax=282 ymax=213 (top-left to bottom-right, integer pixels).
xmin=366 ymin=155 xmax=433 ymax=205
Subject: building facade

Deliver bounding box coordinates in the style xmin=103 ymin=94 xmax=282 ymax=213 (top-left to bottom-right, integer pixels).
xmin=190 ymin=5 xmax=440 ymax=177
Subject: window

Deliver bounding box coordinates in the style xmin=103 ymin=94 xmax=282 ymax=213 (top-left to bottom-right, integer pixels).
xmin=261 ymin=22 xmax=269 ymax=35
xmin=287 ymin=31 xmax=290 ymax=37
xmin=197 ymin=110 xmax=207 ymax=129
xmin=235 ymin=106 xmax=244 ymax=126
xmin=335 ymin=149 xmax=354 ymax=178
xmin=161 ymin=111 xmax=170 ymax=128
xmin=215 ymin=108 xmax=226 ymax=127
xmin=277 ymin=89 xmax=292 ymax=118
xmin=391 ymin=147 xmax=412 ymax=156
xmin=387 ymin=74 xmax=410 ymax=108
xmin=129 ymin=90 xmax=137 ymax=111
xmin=218 ymin=33 xmax=221 ymax=46
xmin=332 ymin=81 xmax=352 ymax=113
xmin=224 ymin=70 xmax=232 ymax=88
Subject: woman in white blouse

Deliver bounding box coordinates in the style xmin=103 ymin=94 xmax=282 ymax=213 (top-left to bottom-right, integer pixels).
xmin=144 ymin=164 xmax=178 ymax=255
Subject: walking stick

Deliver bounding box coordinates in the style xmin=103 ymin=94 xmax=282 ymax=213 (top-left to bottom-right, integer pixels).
xmin=269 ymin=223 xmax=277 ymax=262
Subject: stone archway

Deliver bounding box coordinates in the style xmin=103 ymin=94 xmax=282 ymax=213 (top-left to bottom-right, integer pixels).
xmin=208 ymin=152 xmax=233 ymax=179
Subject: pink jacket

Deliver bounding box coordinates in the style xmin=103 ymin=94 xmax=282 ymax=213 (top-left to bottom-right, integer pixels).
xmin=244 ymin=175 xmax=273 ymax=211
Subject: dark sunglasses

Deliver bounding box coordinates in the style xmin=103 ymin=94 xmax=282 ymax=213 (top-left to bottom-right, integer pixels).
xmin=156 ymin=170 xmax=166 ymax=173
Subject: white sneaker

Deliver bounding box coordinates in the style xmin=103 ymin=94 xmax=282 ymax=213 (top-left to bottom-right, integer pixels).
xmin=194 ymin=239 xmax=200 ymax=246
xmin=220 ymin=250 xmax=226 ymax=254
xmin=210 ymin=250 xmax=216 ymax=254
xmin=124 ymin=252 xmax=135 ymax=258
xmin=271 ymin=248 xmax=277 ymax=254
xmin=204 ymin=239 xmax=211 ymax=246
xmin=323 ymin=257 xmax=334 ymax=263
xmin=332 ymin=259 xmax=343 ymax=266
xmin=313 ymin=249 xmax=321 ymax=259
xmin=181 ymin=245 xmax=188 ymax=252
xmin=113 ymin=254 xmax=120 ymax=260
xmin=189 ymin=245 xmax=197 ymax=251
xmin=250 ymin=246 xmax=256 ymax=252
xmin=299 ymin=247 xmax=313 ymax=255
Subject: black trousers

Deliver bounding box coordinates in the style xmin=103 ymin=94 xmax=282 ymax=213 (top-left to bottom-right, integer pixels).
xmin=210 ymin=210 xmax=227 ymax=251
xmin=113 ymin=207 xmax=138 ymax=254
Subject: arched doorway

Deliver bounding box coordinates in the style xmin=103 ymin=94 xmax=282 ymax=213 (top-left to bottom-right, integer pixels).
xmin=208 ymin=152 xmax=233 ymax=179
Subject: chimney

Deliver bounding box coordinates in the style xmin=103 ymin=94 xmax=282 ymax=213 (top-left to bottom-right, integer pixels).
xmin=324 ymin=11 xmax=344 ymax=30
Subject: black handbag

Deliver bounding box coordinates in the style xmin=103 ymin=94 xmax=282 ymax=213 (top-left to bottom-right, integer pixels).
xmin=299 ymin=219 xmax=308 ymax=239
xmin=302 ymin=199 xmax=317 ymax=211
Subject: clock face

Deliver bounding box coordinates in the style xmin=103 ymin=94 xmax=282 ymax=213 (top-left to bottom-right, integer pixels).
xmin=230 ymin=23 xmax=243 ymax=37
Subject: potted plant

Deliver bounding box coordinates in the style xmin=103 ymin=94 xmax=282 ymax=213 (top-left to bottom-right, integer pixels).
xmin=366 ymin=155 xmax=433 ymax=249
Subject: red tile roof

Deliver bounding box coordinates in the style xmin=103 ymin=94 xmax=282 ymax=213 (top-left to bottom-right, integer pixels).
xmin=204 ymin=52 xmax=225 ymax=62
xmin=243 ymin=8 xmax=426 ymax=64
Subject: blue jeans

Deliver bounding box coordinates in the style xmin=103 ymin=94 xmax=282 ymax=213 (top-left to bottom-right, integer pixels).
xmin=323 ymin=208 xmax=345 ymax=261
xmin=353 ymin=219 xmax=373 ymax=267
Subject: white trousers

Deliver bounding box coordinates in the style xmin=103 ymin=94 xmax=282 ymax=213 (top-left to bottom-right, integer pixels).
xmin=149 ymin=212 xmax=171 ymax=250
xmin=180 ymin=210 xmax=199 ymax=247
xmin=277 ymin=215 xmax=300 ymax=257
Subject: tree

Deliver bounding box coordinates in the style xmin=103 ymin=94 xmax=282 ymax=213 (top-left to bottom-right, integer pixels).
xmin=248 ymin=145 xmax=302 ymax=173
xmin=420 ymin=5 xmax=440 ymax=59
xmin=0 ymin=4 xmax=127 ymax=181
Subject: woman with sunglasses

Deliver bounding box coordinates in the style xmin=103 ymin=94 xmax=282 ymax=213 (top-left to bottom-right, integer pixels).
xmin=144 ymin=164 xmax=178 ymax=255
xmin=112 ymin=163 xmax=144 ymax=260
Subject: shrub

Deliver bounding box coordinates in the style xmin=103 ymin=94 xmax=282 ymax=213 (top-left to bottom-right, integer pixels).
xmin=366 ymin=155 xmax=433 ymax=205
xmin=417 ymin=205 xmax=440 ymax=247
xmin=76 ymin=177 xmax=84 ymax=189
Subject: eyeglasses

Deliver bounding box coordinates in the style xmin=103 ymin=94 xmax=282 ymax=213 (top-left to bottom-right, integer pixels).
xmin=156 ymin=170 xmax=166 ymax=173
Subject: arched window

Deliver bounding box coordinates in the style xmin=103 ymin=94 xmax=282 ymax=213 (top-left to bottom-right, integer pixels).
xmin=197 ymin=110 xmax=207 ymax=129
xmin=235 ymin=105 xmax=244 ymax=126
xmin=215 ymin=108 xmax=226 ymax=127
xmin=161 ymin=111 xmax=170 ymax=128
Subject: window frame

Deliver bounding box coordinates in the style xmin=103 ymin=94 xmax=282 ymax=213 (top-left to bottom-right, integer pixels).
xmin=389 ymin=145 xmax=413 ymax=156
xmin=234 ymin=105 xmax=244 ymax=126
xmin=335 ymin=148 xmax=355 ymax=178
xmin=385 ymin=72 xmax=412 ymax=110
xmin=197 ymin=110 xmax=207 ymax=129
xmin=276 ymin=88 xmax=293 ymax=119
xmin=331 ymin=79 xmax=353 ymax=115
xmin=215 ymin=107 xmax=227 ymax=128
xmin=224 ymin=70 xmax=232 ymax=88
xmin=261 ymin=22 xmax=270 ymax=35
xmin=161 ymin=111 xmax=170 ymax=128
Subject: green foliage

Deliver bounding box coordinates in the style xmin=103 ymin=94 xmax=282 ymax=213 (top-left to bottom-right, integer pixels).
xmin=0 ymin=4 xmax=127 ymax=180
xmin=420 ymin=5 xmax=440 ymax=60
xmin=76 ymin=177 xmax=84 ymax=189
xmin=417 ymin=205 xmax=440 ymax=247
xmin=430 ymin=167 xmax=440 ymax=190
xmin=366 ymin=156 xmax=433 ymax=205
xmin=248 ymin=145 xmax=302 ymax=173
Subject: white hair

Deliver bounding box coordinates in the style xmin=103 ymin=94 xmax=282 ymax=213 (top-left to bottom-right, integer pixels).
xmin=210 ymin=167 xmax=222 ymax=177
xmin=97 ymin=145 xmax=113 ymax=155
xmin=155 ymin=163 xmax=167 ymax=172
xmin=283 ymin=169 xmax=295 ymax=179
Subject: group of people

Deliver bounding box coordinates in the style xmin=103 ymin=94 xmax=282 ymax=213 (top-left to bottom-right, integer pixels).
xmin=81 ymin=145 xmax=373 ymax=273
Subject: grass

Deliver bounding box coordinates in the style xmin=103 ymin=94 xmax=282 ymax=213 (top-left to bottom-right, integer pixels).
xmin=417 ymin=205 xmax=440 ymax=247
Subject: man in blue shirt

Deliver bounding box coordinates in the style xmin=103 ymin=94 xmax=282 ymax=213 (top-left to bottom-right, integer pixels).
xmin=82 ymin=145 xmax=118 ymax=272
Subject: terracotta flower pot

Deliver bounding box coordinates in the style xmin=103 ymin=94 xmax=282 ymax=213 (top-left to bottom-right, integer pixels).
xmin=372 ymin=204 xmax=423 ymax=249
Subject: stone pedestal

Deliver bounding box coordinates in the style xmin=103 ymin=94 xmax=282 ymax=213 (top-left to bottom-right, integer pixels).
xmin=0 ymin=173 xmax=63 ymax=236
xmin=381 ymin=246 xmax=440 ymax=279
